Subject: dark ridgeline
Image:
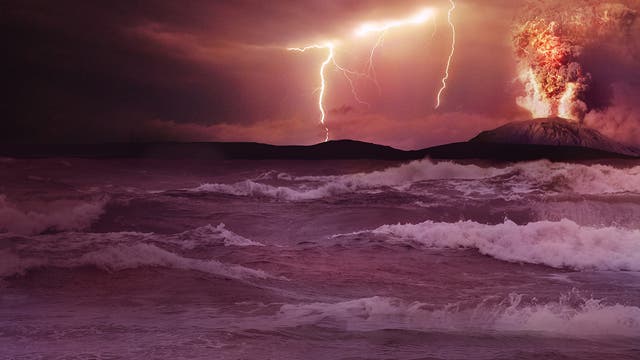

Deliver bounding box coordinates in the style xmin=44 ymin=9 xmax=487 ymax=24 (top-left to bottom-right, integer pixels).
xmin=0 ymin=141 xmax=413 ymax=161
xmin=0 ymin=140 xmax=635 ymax=162
xmin=1 ymin=118 xmax=638 ymax=162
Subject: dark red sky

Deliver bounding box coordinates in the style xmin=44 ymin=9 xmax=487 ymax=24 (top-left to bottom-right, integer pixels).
xmin=2 ymin=0 xmax=639 ymax=149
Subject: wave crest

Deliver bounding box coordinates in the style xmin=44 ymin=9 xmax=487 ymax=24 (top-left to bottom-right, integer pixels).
xmin=77 ymin=243 xmax=271 ymax=279
xmin=337 ymin=219 xmax=640 ymax=271
xmin=187 ymin=159 xmax=640 ymax=201
xmin=0 ymin=194 xmax=107 ymax=235
xmin=171 ymin=224 xmax=263 ymax=248
xmin=0 ymin=224 xmax=270 ymax=280
xmin=267 ymin=293 xmax=640 ymax=337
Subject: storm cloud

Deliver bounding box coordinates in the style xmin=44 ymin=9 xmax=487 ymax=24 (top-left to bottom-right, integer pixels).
xmin=1 ymin=0 xmax=638 ymax=148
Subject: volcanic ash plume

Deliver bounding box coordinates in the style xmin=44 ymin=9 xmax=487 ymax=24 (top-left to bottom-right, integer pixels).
xmin=513 ymin=2 xmax=637 ymax=122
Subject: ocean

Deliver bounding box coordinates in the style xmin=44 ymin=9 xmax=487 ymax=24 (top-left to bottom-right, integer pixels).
xmin=1 ymin=156 xmax=639 ymax=359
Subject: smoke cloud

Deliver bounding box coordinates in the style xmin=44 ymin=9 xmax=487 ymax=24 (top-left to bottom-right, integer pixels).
xmin=513 ymin=1 xmax=638 ymax=122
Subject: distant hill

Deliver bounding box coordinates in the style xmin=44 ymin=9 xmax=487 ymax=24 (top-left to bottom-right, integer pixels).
xmin=1 ymin=118 xmax=638 ymax=162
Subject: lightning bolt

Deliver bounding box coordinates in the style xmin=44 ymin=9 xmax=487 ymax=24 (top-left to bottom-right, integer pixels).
xmin=288 ymin=43 xmax=335 ymax=142
xmin=435 ymin=0 xmax=456 ymax=109
xmin=354 ymin=8 xmax=436 ymax=37
xmin=365 ymin=31 xmax=387 ymax=95
xmin=332 ymin=60 xmax=372 ymax=107
xmin=289 ymin=6 xmax=447 ymax=143
xmin=354 ymin=8 xmax=437 ymax=97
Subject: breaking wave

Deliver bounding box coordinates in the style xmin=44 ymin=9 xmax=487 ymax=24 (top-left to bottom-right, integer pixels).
xmin=0 ymin=224 xmax=270 ymax=281
xmin=262 ymin=293 xmax=640 ymax=338
xmin=166 ymin=223 xmax=264 ymax=249
xmin=0 ymin=244 xmax=271 ymax=281
xmin=335 ymin=219 xmax=640 ymax=271
xmin=191 ymin=159 xmax=504 ymax=201
xmin=188 ymin=159 xmax=640 ymax=201
xmin=0 ymin=194 xmax=108 ymax=235
xmin=512 ymin=161 xmax=640 ymax=194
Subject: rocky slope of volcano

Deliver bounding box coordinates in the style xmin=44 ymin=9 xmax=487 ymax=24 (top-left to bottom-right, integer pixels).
xmin=470 ymin=117 xmax=640 ymax=157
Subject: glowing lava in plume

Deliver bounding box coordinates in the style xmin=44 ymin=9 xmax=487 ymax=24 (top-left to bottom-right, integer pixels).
xmin=513 ymin=19 xmax=589 ymax=122
xmin=289 ymin=5 xmax=458 ymax=142
xmin=513 ymin=1 xmax=637 ymax=123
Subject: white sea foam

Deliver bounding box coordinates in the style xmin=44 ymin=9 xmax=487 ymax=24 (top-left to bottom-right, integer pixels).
xmin=0 ymin=195 xmax=108 ymax=235
xmin=168 ymin=223 xmax=264 ymax=249
xmin=77 ymin=243 xmax=271 ymax=279
xmin=339 ymin=219 xmax=640 ymax=271
xmin=191 ymin=160 xmax=508 ymax=200
xmin=512 ymin=161 xmax=640 ymax=194
xmin=0 ymin=224 xmax=269 ymax=280
xmin=189 ymin=159 xmax=640 ymax=201
xmin=292 ymin=159 xmax=504 ymax=185
xmin=265 ymin=294 xmax=640 ymax=337
xmin=3 ymin=223 xmax=262 ymax=253
xmin=0 ymin=245 xmax=271 ymax=281
xmin=192 ymin=180 xmax=331 ymax=201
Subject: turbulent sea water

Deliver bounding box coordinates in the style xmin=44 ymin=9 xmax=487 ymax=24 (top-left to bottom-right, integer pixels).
xmin=1 ymin=156 xmax=639 ymax=359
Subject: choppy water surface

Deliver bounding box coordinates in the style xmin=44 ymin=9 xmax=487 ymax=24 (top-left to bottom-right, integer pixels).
xmin=1 ymin=157 xmax=639 ymax=359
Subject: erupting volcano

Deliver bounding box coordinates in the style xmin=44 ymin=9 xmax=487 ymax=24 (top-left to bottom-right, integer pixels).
xmin=513 ymin=1 xmax=637 ymax=122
